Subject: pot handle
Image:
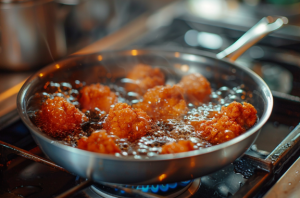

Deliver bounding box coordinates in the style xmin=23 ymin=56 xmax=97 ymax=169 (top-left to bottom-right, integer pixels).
xmin=216 ymin=16 xmax=288 ymax=62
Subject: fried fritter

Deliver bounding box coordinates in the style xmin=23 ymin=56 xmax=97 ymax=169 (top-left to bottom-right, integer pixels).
xmin=77 ymin=130 xmax=121 ymax=154
xmin=192 ymin=116 xmax=244 ymax=145
xmin=191 ymin=102 xmax=257 ymax=144
xmin=161 ymin=140 xmax=195 ymax=154
xmin=125 ymin=65 xmax=165 ymax=95
xmin=79 ymin=83 xmax=117 ymax=113
xmin=35 ymin=96 xmax=88 ymax=138
xmin=103 ymin=103 xmax=152 ymax=142
xmin=133 ymin=85 xmax=188 ymax=120
xmin=178 ymin=73 xmax=211 ymax=105
xmin=223 ymin=101 xmax=257 ymax=128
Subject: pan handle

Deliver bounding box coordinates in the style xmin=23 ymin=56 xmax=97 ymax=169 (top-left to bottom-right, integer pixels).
xmin=216 ymin=16 xmax=288 ymax=62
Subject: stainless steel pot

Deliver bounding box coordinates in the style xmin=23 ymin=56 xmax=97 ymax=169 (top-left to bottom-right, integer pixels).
xmin=0 ymin=0 xmax=67 ymax=71
xmin=17 ymin=16 xmax=285 ymax=184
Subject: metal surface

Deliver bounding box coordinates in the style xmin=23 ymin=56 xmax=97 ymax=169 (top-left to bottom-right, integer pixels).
xmin=176 ymin=179 xmax=201 ymax=198
xmin=0 ymin=0 xmax=66 ymax=71
xmin=232 ymin=124 xmax=300 ymax=198
xmin=264 ymin=157 xmax=300 ymax=198
xmin=55 ymin=179 xmax=93 ymax=198
xmin=232 ymin=170 xmax=271 ymax=198
xmin=0 ymin=79 xmax=28 ymax=129
xmin=0 ymin=140 xmax=68 ymax=172
xmin=266 ymin=123 xmax=300 ymax=173
xmin=216 ymin=16 xmax=288 ymax=61
xmin=16 ymin=17 xmax=278 ymax=184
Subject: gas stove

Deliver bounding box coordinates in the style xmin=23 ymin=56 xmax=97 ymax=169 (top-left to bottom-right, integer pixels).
xmin=1 ymin=94 xmax=300 ymax=198
xmin=1 ymin=1 xmax=300 ymax=198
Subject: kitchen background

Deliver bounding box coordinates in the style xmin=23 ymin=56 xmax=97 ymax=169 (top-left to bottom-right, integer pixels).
xmin=1 ymin=0 xmax=300 ymax=197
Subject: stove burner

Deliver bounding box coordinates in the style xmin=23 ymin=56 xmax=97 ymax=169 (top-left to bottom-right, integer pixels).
xmin=91 ymin=179 xmax=201 ymax=198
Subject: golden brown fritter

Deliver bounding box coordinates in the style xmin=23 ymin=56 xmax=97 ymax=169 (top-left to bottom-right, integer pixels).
xmin=223 ymin=101 xmax=257 ymax=128
xmin=79 ymin=83 xmax=117 ymax=113
xmin=191 ymin=116 xmax=244 ymax=145
xmin=125 ymin=65 xmax=165 ymax=95
xmin=161 ymin=140 xmax=195 ymax=154
xmin=191 ymin=102 xmax=257 ymax=144
xmin=178 ymin=73 xmax=211 ymax=105
xmin=103 ymin=103 xmax=152 ymax=142
xmin=35 ymin=97 xmax=88 ymax=138
xmin=133 ymin=85 xmax=188 ymax=120
xmin=77 ymin=130 xmax=121 ymax=154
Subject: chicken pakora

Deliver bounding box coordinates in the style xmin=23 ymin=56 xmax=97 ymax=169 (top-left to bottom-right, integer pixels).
xmin=161 ymin=140 xmax=195 ymax=154
xmin=35 ymin=96 xmax=88 ymax=138
xmin=133 ymin=85 xmax=188 ymax=120
xmin=125 ymin=65 xmax=165 ymax=95
xmin=178 ymin=73 xmax=211 ymax=105
xmin=77 ymin=130 xmax=121 ymax=154
xmin=191 ymin=101 xmax=257 ymax=144
xmin=103 ymin=103 xmax=152 ymax=142
xmin=79 ymin=83 xmax=117 ymax=113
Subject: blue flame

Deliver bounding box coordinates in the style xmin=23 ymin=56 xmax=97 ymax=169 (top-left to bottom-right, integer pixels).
xmin=119 ymin=180 xmax=192 ymax=195
xmin=169 ymin=183 xmax=177 ymax=188
xmin=136 ymin=185 xmax=143 ymax=191
xmin=159 ymin=184 xmax=169 ymax=192
xmin=151 ymin=185 xmax=159 ymax=193
xmin=141 ymin=186 xmax=149 ymax=192
xmin=180 ymin=180 xmax=191 ymax=186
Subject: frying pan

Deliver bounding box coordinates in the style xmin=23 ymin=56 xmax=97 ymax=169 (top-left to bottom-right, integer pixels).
xmin=17 ymin=16 xmax=286 ymax=184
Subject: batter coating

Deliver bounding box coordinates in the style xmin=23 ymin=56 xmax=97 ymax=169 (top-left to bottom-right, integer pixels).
xmin=191 ymin=102 xmax=257 ymax=144
xmin=161 ymin=140 xmax=195 ymax=154
xmin=103 ymin=103 xmax=152 ymax=142
xmin=79 ymin=83 xmax=117 ymax=113
xmin=35 ymin=97 xmax=88 ymax=138
xmin=224 ymin=101 xmax=257 ymax=128
xmin=133 ymin=85 xmax=188 ymax=120
xmin=125 ymin=65 xmax=165 ymax=95
xmin=77 ymin=130 xmax=121 ymax=154
xmin=178 ymin=73 xmax=211 ymax=105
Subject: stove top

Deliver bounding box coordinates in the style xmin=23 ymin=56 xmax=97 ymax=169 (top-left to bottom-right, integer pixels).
xmin=1 ymin=94 xmax=300 ymax=198
xmin=1 ymin=1 xmax=300 ymax=198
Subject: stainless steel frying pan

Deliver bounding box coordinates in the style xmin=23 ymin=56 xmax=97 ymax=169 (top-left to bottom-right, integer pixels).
xmin=17 ymin=16 xmax=286 ymax=184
